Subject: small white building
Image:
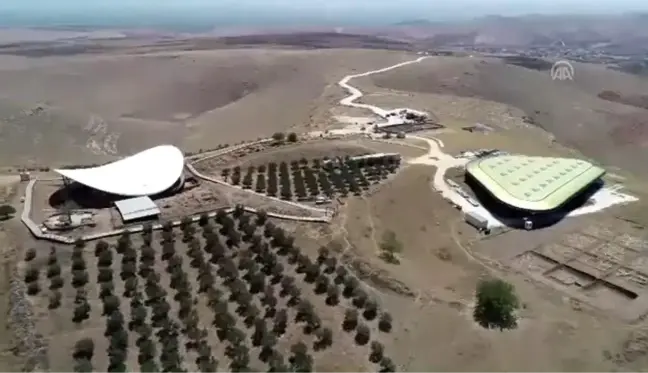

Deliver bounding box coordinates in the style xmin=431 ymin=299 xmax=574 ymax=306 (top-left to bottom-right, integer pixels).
xmin=114 ymin=196 xmax=161 ymax=223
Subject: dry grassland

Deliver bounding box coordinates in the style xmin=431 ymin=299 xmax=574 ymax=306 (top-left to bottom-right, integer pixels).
xmin=0 ymin=48 xmax=414 ymax=167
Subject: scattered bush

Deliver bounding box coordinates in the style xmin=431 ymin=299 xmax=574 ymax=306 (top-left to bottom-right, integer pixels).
xmin=314 ymin=327 xmax=333 ymax=351
xmin=47 ymin=263 xmax=61 ymax=278
xmin=98 ymin=249 xmax=113 ymax=267
xmin=369 ymin=341 xmax=384 ymax=363
xmin=72 ymin=271 xmax=89 ymax=288
xmin=343 ymin=308 xmax=359 ymax=331
xmin=378 ymin=312 xmax=393 ymax=333
xmin=0 ymin=204 xmax=16 ymax=219
xmin=363 ymin=298 xmax=379 ymax=320
xmin=73 ymin=301 xmax=91 ymax=323
xmin=103 ymin=296 xmax=121 ymax=316
xmin=355 ymin=323 xmax=371 ymax=345
xmin=98 ymin=268 xmax=113 ymax=283
xmin=24 ymin=266 xmax=39 ymax=283
xmin=73 ymin=338 xmax=95 ymax=360
xmin=49 ymin=276 xmax=64 ymax=290
xmin=24 ymin=248 xmax=36 ymax=262
xmin=71 ymin=257 xmax=86 ymax=271
xmin=379 ymin=356 xmax=396 ymax=372
xmin=379 ymin=230 xmax=402 ymax=264
xmin=73 ymin=358 xmax=93 ymax=373
xmin=26 ymin=281 xmax=40 ymax=295
xmin=48 ymin=290 xmax=62 ymax=309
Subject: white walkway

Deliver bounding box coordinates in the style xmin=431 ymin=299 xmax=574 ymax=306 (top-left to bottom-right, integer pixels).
xmin=334 ymin=56 xmax=638 ymax=229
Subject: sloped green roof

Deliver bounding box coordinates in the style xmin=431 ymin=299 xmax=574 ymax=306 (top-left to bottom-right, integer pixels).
xmin=465 ymin=155 xmax=605 ymax=211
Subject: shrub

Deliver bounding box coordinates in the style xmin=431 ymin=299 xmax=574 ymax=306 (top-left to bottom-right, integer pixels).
xmin=123 ymin=277 xmax=138 ymax=297
xmin=98 ymin=250 xmax=113 ymax=267
xmin=73 ymin=302 xmax=91 ymax=323
xmin=343 ymin=308 xmax=359 ymax=331
xmin=98 ymin=268 xmax=113 ymax=283
xmin=352 ymin=288 xmax=368 ymax=309
xmin=355 ymin=323 xmax=371 ymax=345
xmin=47 ymin=263 xmax=61 ymax=278
xmin=314 ymin=274 xmax=329 ymax=295
xmin=72 ymin=271 xmax=89 ymax=288
xmin=379 ymin=230 xmax=402 ymax=264
xmin=343 ymin=276 xmax=359 ymax=298
xmin=271 ymin=132 xmax=285 ymax=142
xmin=103 ymin=296 xmax=121 ymax=316
xmin=48 ymin=290 xmax=62 ymax=309
xmin=95 ymin=241 xmax=109 ymax=257
xmin=256 ymin=210 xmax=268 ymax=225
xmin=369 ymin=341 xmax=384 ymax=363
xmin=379 ymin=356 xmax=396 ymax=372
xmin=24 ymin=267 xmax=39 ymax=283
xmin=99 ymin=281 xmax=115 ymax=300
xmin=289 ymin=342 xmax=313 ymax=372
xmin=287 ymin=132 xmax=298 ymax=142
xmin=473 ymin=278 xmax=520 ymax=330
xmin=27 ymin=282 xmax=40 ymax=295
xmin=0 ymin=204 xmax=16 ymax=219
xmin=363 ymin=298 xmax=379 ymax=320
xmin=378 ymin=312 xmax=392 ymax=333
xmin=273 ymin=309 xmax=288 ymax=336
xmin=314 ymin=327 xmax=333 ymax=351
xmin=73 ymin=338 xmax=95 ymax=360
xmin=325 ymin=285 xmax=340 ymax=306
xmin=73 ymin=358 xmax=93 ymax=373
xmin=50 ymin=276 xmax=64 ymax=290
xmin=71 ymin=257 xmax=86 ymax=271
xmin=24 ymin=248 xmax=36 ymax=262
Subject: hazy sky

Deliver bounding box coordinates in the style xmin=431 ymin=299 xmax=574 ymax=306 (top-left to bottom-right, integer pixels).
xmin=1 ymin=0 xmax=647 ymax=26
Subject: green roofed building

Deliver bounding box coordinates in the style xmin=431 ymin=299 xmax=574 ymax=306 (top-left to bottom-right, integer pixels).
xmin=465 ymin=155 xmax=605 ymax=212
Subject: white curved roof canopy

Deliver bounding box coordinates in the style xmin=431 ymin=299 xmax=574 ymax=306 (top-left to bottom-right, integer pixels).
xmin=54 ymin=145 xmax=185 ymax=196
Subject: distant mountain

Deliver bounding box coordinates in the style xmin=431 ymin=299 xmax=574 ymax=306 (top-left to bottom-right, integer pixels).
xmin=359 ymin=13 xmax=648 ymax=49
xmin=392 ymin=19 xmax=436 ymax=27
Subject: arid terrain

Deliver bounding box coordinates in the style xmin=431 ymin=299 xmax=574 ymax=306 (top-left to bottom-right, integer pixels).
xmin=2 ymin=26 xmax=648 ymax=373
xmin=0 ymin=40 xmax=414 ymax=167
xmin=361 ymin=56 xmax=648 ymax=176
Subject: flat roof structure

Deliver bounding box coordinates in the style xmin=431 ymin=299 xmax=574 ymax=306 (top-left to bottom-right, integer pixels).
xmin=54 ymin=145 xmax=184 ymax=196
xmin=465 ymin=155 xmax=605 ymax=211
xmin=114 ymin=196 xmax=161 ymax=222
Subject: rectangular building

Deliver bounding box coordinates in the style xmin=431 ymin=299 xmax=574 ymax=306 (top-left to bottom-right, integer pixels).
xmin=114 ymin=196 xmax=161 ymax=223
